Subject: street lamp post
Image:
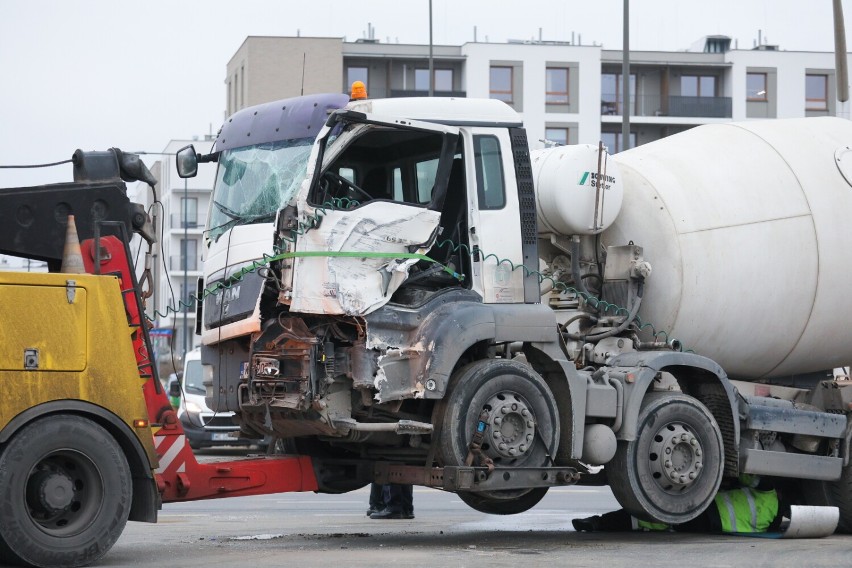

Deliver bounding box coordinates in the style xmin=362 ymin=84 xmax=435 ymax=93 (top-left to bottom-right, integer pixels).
xmin=428 ymin=0 xmax=434 ymax=97
xmin=622 ymin=0 xmax=630 ymax=149
xmin=183 ymin=177 xmax=188 ymax=362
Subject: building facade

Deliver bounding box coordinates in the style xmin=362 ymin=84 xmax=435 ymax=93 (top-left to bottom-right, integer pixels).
xmin=131 ymin=138 xmax=214 ymax=366
xmin=226 ymin=35 xmax=849 ymax=153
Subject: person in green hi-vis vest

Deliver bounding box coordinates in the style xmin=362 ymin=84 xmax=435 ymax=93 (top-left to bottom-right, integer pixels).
xmin=573 ymin=474 xmax=783 ymax=533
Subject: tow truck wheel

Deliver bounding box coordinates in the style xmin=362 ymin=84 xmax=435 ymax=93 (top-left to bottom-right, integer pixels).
xmin=608 ymin=392 xmax=724 ymax=525
xmin=0 ymin=415 xmax=131 ymax=568
xmin=436 ymin=359 xmax=559 ymax=515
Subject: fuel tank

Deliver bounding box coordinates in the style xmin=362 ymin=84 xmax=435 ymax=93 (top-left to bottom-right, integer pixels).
xmin=537 ymin=117 xmax=852 ymax=378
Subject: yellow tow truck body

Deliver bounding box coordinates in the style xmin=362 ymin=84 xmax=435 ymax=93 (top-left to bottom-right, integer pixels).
xmin=0 ymin=271 xmax=158 ymax=467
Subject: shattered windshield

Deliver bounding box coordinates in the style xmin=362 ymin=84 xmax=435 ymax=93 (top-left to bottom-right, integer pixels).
xmin=207 ymin=138 xmax=315 ymax=241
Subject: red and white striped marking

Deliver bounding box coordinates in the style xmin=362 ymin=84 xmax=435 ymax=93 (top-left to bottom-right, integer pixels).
xmin=154 ymin=433 xmax=187 ymax=475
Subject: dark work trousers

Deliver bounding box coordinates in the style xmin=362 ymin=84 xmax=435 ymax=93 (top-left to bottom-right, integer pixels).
xmin=369 ymin=483 xmax=386 ymax=510
xmin=383 ymin=483 xmax=414 ymax=514
xmin=597 ymin=508 xmax=718 ymax=532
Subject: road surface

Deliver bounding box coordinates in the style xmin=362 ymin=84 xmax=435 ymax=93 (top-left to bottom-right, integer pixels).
xmin=105 ymin=458 xmax=851 ymax=568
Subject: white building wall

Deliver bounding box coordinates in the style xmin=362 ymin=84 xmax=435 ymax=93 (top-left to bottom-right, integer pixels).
xmin=726 ymin=49 xmax=848 ymax=120
xmin=461 ymin=43 xmax=603 ymax=149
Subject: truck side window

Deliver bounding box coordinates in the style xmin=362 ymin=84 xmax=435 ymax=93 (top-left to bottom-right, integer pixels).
xmin=416 ymin=158 xmax=439 ymax=203
xmin=392 ymin=167 xmax=404 ymax=201
xmin=474 ymin=135 xmax=506 ymax=210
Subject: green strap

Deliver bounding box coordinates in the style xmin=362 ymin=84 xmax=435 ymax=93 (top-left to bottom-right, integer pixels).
xmin=267 ymin=250 xmax=458 ymax=278
xmin=205 ymin=249 xmax=463 ymax=298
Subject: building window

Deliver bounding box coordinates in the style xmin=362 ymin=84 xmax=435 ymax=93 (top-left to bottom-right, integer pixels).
xmin=601 ymin=131 xmax=636 ymax=154
xmin=180 ymin=239 xmax=197 ymax=271
xmin=601 ymin=73 xmax=635 ymax=115
xmin=490 ymin=66 xmax=513 ymax=103
xmin=181 ymin=197 xmax=197 ymax=228
xmin=415 ymin=69 xmax=453 ymax=92
xmin=681 ymin=75 xmax=716 ymax=97
xmin=435 ymin=69 xmax=453 ymax=92
xmin=545 ymin=68 xmax=569 ymax=104
xmin=747 ymin=73 xmax=767 ymax=101
xmin=415 ymin=69 xmax=430 ymax=91
xmin=178 ymin=283 xmax=194 ymax=312
xmin=347 ymin=66 xmax=369 ymax=90
xmin=545 ymin=127 xmax=569 ymax=146
xmin=806 ymin=74 xmax=828 ymax=110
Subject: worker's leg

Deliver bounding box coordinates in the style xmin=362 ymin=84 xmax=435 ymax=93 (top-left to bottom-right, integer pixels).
xmin=674 ymin=508 xmax=721 ymax=533
xmin=573 ymin=509 xmax=633 ymax=532
xmin=370 ymin=484 xmax=409 ymax=520
xmin=400 ymin=484 xmax=414 ymax=518
xmin=367 ymin=483 xmax=385 ymax=516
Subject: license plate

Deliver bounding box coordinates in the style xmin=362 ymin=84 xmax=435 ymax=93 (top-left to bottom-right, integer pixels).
xmin=211 ymin=433 xmax=232 ymax=441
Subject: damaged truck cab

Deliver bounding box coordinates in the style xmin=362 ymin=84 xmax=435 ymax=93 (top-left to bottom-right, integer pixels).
xmin=185 ymin=94 xmax=578 ymax=511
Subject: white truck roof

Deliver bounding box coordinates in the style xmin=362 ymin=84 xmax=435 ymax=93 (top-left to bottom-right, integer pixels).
xmin=347 ymin=97 xmax=523 ymax=127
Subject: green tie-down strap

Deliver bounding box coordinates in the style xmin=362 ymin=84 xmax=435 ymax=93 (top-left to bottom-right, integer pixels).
xmin=147 ymin=250 xmax=462 ymax=321
xmin=202 ymin=250 xmax=463 ymax=297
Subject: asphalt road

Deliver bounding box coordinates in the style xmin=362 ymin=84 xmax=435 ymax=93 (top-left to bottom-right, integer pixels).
xmin=102 ymin=449 xmax=852 ymax=568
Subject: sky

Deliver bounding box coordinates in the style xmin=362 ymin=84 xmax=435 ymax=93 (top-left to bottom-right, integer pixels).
xmin=0 ymin=0 xmax=849 ymax=189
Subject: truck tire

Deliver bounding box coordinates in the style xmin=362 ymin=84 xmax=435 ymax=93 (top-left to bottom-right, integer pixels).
xmin=802 ymin=465 xmax=852 ymax=533
xmin=608 ymin=391 xmax=724 ymax=525
xmin=436 ymin=359 xmax=559 ymax=515
xmin=0 ymin=415 xmax=132 ymax=568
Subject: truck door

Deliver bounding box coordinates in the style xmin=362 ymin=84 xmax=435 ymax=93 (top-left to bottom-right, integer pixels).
xmin=290 ymin=114 xmax=461 ymax=315
xmin=466 ymin=127 xmax=527 ymax=304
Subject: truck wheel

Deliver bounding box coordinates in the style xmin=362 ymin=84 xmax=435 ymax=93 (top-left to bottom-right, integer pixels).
xmin=608 ymin=392 xmax=724 ymax=525
xmin=802 ymin=465 xmax=852 ymax=533
xmin=436 ymin=359 xmax=560 ymax=515
xmin=0 ymin=415 xmax=132 ymax=568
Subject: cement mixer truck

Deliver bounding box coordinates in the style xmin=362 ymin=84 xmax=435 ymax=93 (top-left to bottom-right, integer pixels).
xmin=176 ymin=93 xmax=852 ymax=529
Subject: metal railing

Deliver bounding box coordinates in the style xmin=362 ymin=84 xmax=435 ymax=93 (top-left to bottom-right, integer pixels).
xmin=170 ymin=213 xmax=201 ymax=229
xmin=601 ymin=93 xmax=732 ymax=118
xmin=390 ymin=89 xmax=467 ymax=98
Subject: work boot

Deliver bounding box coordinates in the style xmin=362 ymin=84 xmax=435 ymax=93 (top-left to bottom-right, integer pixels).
xmin=366 ymin=506 xmax=381 ymax=516
xmin=370 ymin=508 xmax=406 ymax=520
xmin=572 ymin=515 xmax=602 ymax=532
xmin=403 ymin=510 xmax=415 ymax=519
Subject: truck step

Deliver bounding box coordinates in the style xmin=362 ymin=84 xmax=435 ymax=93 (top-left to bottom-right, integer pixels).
xmin=740 ymin=448 xmax=842 ymax=481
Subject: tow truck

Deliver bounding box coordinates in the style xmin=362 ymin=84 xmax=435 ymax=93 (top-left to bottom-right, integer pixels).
xmin=0 ymin=151 xmax=317 ymax=568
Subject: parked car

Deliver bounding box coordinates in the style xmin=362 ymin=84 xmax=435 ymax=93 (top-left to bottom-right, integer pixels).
xmin=172 ymin=349 xmax=261 ymax=450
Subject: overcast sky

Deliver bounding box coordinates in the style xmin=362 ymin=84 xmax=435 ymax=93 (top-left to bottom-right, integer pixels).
xmin=1 ymin=0 xmax=849 ymax=188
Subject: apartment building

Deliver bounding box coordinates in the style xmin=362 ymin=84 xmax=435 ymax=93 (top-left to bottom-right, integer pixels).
xmin=131 ymin=138 xmax=214 ymax=364
xmin=225 ymin=35 xmax=849 ymax=153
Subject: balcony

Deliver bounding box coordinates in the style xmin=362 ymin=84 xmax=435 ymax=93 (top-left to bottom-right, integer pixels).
xmin=601 ymin=94 xmax=732 ymax=119
xmin=390 ymin=89 xmax=467 ymax=98
xmin=169 ymin=255 xmax=199 ymax=271
xmin=170 ymin=213 xmax=203 ymax=230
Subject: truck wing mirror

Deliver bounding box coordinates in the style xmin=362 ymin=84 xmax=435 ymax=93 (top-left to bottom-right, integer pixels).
xmin=176 ymin=144 xmax=198 ymax=178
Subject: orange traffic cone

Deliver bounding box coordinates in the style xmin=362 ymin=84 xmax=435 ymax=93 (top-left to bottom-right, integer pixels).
xmin=61 ymin=214 xmax=85 ymax=274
